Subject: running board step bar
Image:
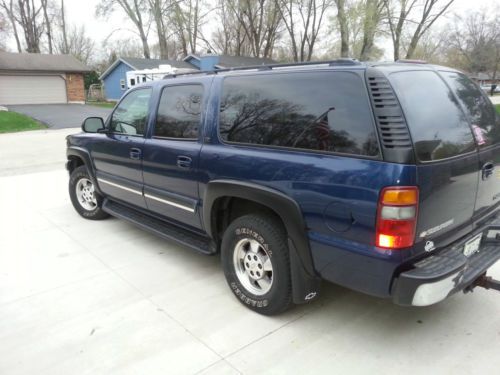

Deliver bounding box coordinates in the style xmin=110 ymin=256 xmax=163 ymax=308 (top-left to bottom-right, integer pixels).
xmin=102 ymin=199 xmax=214 ymax=255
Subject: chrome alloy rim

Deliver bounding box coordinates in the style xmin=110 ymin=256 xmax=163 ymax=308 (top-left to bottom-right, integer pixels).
xmin=75 ymin=178 xmax=97 ymax=211
xmin=233 ymin=238 xmax=273 ymax=296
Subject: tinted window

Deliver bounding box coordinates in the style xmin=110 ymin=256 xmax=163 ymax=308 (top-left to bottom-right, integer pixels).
xmin=441 ymin=71 xmax=500 ymax=147
xmin=110 ymin=88 xmax=151 ymax=135
xmin=219 ymin=72 xmax=379 ymax=157
xmin=155 ymin=85 xmax=203 ymax=139
xmin=390 ymin=71 xmax=475 ymax=161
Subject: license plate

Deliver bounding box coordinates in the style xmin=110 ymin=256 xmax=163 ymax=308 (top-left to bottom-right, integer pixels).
xmin=463 ymin=233 xmax=483 ymax=257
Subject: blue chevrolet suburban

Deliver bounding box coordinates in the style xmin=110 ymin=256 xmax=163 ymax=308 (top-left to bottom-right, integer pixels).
xmin=66 ymin=60 xmax=500 ymax=315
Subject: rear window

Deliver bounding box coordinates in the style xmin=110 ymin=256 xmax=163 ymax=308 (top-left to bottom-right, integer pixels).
xmin=390 ymin=70 xmax=476 ymax=162
xmin=219 ymin=72 xmax=380 ymax=157
xmin=440 ymin=71 xmax=500 ymax=147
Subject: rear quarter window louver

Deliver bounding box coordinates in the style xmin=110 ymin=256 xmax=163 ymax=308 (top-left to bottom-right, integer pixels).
xmin=365 ymin=68 xmax=415 ymax=164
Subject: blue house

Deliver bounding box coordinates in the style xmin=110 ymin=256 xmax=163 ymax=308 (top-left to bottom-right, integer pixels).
xmin=99 ymin=54 xmax=275 ymax=101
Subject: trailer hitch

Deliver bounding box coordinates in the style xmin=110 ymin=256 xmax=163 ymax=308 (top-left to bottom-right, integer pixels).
xmin=466 ymin=274 xmax=500 ymax=293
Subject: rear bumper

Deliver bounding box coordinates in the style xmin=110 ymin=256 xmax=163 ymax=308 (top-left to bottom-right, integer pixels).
xmin=392 ymin=216 xmax=500 ymax=306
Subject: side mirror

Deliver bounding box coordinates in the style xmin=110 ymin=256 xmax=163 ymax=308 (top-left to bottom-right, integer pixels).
xmin=82 ymin=117 xmax=105 ymax=133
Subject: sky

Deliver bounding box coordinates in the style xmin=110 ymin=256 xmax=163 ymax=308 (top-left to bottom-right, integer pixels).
xmin=3 ymin=0 xmax=499 ymax=60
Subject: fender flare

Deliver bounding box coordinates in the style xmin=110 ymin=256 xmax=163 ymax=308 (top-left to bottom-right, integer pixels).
xmin=66 ymin=146 xmax=103 ymax=194
xmin=203 ymin=180 xmax=321 ymax=303
xmin=67 ymin=146 xmax=94 ymax=174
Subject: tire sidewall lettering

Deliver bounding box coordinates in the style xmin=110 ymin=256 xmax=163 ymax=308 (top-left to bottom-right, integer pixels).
xmin=234 ymin=227 xmax=272 ymax=257
xmin=230 ymin=282 xmax=269 ymax=308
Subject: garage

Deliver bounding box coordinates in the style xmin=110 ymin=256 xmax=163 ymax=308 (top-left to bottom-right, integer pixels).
xmin=0 ymin=75 xmax=67 ymax=105
xmin=0 ymin=51 xmax=90 ymax=105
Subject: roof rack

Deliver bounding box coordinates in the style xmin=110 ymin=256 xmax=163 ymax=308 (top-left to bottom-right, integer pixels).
xmin=396 ymin=59 xmax=428 ymax=64
xmin=163 ymin=58 xmax=361 ymax=79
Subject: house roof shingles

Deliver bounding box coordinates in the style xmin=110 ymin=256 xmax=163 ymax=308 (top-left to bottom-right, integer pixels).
xmin=0 ymin=52 xmax=91 ymax=73
xmin=120 ymin=57 xmax=193 ymax=70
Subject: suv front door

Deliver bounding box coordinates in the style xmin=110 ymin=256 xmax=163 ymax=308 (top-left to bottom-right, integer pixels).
xmin=91 ymin=88 xmax=152 ymax=209
xmin=142 ymin=83 xmax=205 ymax=230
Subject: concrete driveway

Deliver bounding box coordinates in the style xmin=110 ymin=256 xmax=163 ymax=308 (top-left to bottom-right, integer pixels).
xmin=8 ymin=104 xmax=113 ymax=129
xmin=1 ymin=130 xmax=500 ymax=374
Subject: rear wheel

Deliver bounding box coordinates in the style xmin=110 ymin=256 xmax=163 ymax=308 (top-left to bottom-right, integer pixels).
xmin=221 ymin=214 xmax=292 ymax=315
xmin=69 ymin=165 xmax=109 ymax=220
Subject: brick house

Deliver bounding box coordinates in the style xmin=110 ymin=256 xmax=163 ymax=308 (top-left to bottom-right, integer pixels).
xmin=0 ymin=52 xmax=91 ymax=105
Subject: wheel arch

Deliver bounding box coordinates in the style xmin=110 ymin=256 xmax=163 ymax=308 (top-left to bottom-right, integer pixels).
xmin=67 ymin=147 xmax=94 ymax=175
xmin=203 ymin=180 xmax=321 ymax=304
xmin=66 ymin=146 xmax=103 ymax=194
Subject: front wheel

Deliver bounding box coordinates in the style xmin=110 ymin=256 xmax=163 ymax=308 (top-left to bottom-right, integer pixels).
xmin=69 ymin=165 xmax=109 ymax=220
xmin=221 ymin=214 xmax=292 ymax=315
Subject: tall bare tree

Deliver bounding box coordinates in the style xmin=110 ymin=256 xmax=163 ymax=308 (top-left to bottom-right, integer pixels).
xmin=0 ymin=0 xmax=22 ymax=51
xmin=211 ymin=0 xmax=252 ymax=56
xmin=359 ymin=0 xmax=384 ymax=60
xmin=170 ymin=0 xmax=203 ymax=56
xmin=383 ymin=0 xmax=416 ymax=60
xmin=60 ymin=0 xmax=68 ymax=53
xmin=404 ymin=0 xmax=455 ymax=59
xmin=97 ymin=0 xmax=151 ymax=58
xmin=445 ymin=10 xmax=500 ymax=80
xmin=40 ymin=0 xmax=53 ymax=53
xmin=148 ymin=0 xmax=174 ymax=59
xmin=277 ymin=0 xmax=332 ymax=62
xmin=0 ymin=11 xmax=7 ymax=50
xmin=384 ymin=0 xmax=456 ymax=60
xmin=333 ymin=0 xmax=349 ymax=57
xmin=16 ymin=0 xmax=44 ymax=53
xmin=226 ymin=0 xmax=282 ymax=58
xmin=56 ymin=24 xmax=94 ymax=64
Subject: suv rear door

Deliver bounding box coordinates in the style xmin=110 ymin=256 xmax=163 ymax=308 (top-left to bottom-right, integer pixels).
xmin=389 ymin=70 xmax=480 ymax=250
xmin=439 ymin=71 xmax=500 ymax=222
xmin=141 ymin=83 xmax=206 ymax=230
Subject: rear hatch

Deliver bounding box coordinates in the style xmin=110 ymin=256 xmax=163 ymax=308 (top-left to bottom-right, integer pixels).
xmin=389 ymin=69 xmax=500 ymax=252
xmin=439 ymin=71 xmax=500 ymax=222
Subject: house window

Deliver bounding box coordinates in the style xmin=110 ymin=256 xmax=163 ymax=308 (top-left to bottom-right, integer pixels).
xmin=120 ymin=79 xmax=126 ymax=90
xmin=130 ymin=78 xmax=136 ymax=86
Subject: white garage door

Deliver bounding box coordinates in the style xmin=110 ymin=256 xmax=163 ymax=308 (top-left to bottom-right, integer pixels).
xmin=0 ymin=75 xmax=67 ymax=105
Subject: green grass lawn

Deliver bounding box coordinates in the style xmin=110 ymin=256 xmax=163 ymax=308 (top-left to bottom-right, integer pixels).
xmin=496 ymin=104 xmax=500 ymax=114
xmin=86 ymin=101 xmax=116 ymax=109
xmin=0 ymin=111 xmax=46 ymax=133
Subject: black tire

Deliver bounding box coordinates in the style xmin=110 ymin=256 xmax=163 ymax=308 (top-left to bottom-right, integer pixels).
xmin=69 ymin=165 xmax=109 ymax=220
xmin=221 ymin=214 xmax=293 ymax=315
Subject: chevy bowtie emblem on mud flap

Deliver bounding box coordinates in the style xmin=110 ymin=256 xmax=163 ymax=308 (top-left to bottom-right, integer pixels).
xmin=305 ymin=292 xmax=317 ymax=301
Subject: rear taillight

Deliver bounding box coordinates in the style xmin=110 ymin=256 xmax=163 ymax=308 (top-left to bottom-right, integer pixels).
xmin=376 ymin=186 xmax=419 ymax=249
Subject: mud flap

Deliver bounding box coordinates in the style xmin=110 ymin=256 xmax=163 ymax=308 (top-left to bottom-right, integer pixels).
xmin=288 ymin=238 xmax=322 ymax=304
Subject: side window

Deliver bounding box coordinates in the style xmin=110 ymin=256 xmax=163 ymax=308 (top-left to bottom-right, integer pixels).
xmin=219 ymin=72 xmax=379 ymax=157
xmin=120 ymin=79 xmax=126 ymax=90
xmin=389 ymin=71 xmax=476 ymax=161
xmin=110 ymin=88 xmax=152 ymax=136
xmin=441 ymin=71 xmax=500 ymax=147
xmin=154 ymin=85 xmax=203 ymax=139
